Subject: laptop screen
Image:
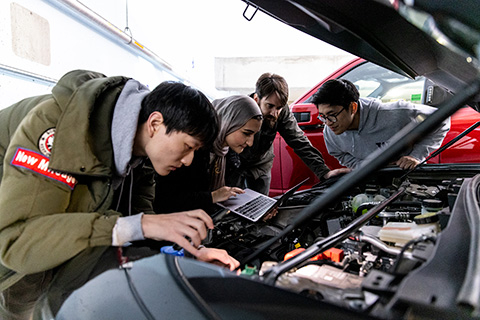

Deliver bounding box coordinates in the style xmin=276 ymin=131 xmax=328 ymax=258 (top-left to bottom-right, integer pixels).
xmin=218 ymin=178 xmax=309 ymax=222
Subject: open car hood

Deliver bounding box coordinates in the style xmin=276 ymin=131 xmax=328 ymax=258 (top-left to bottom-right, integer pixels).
xmin=242 ymin=0 xmax=480 ymax=101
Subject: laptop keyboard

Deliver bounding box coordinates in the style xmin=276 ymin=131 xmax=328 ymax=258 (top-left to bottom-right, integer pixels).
xmin=236 ymin=195 xmax=276 ymax=221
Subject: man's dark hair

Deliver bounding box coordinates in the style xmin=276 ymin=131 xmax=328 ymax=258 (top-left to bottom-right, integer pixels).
xmin=255 ymin=73 xmax=289 ymax=106
xmin=312 ymin=79 xmax=359 ymax=109
xmin=139 ymin=81 xmax=218 ymax=147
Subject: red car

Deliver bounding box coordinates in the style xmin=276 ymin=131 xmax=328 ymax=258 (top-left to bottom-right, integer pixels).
xmin=270 ymin=57 xmax=480 ymax=196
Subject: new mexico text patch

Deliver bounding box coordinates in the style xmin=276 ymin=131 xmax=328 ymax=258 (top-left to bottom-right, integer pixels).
xmin=11 ymin=148 xmax=77 ymax=189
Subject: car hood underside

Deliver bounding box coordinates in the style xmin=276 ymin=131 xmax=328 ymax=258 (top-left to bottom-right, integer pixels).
xmin=243 ymin=0 xmax=480 ymax=102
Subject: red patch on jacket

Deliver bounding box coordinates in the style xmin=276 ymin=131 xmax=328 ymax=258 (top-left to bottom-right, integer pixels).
xmin=10 ymin=148 xmax=77 ymax=189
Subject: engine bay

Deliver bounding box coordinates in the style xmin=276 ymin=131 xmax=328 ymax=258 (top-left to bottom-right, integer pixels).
xmin=206 ymin=165 xmax=480 ymax=318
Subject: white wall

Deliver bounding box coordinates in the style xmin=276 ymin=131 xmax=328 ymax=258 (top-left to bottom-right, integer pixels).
xmin=215 ymin=55 xmax=354 ymax=102
xmin=0 ymin=0 xmax=186 ymax=108
xmin=0 ymin=0 xmax=356 ymax=108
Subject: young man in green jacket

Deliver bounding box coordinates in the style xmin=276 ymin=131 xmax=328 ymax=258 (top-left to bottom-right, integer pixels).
xmin=0 ymin=70 xmax=239 ymax=319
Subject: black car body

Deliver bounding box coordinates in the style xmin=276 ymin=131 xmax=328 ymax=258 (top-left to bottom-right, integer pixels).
xmin=56 ymin=1 xmax=480 ymax=319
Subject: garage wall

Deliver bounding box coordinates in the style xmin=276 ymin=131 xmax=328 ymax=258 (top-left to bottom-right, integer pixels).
xmin=215 ymin=54 xmax=354 ymax=103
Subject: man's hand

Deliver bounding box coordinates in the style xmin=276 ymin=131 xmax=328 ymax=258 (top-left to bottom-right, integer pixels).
xmin=195 ymin=247 xmax=240 ymax=271
xmin=141 ymin=210 xmax=213 ymax=255
xmin=211 ymin=186 xmax=245 ymax=203
xmin=323 ymin=167 xmax=352 ymax=179
xmin=395 ymin=155 xmax=420 ymax=170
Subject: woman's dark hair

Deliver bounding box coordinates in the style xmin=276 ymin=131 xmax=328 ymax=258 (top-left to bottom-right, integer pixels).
xmin=139 ymin=81 xmax=218 ymax=147
xmin=311 ymin=79 xmax=359 ymax=109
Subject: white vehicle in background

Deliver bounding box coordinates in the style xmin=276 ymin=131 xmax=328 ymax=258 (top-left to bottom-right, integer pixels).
xmin=0 ymin=0 xmax=196 ymax=109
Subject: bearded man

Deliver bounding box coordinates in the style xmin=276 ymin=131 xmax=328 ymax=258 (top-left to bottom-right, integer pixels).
xmin=225 ymin=73 xmax=347 ymax=195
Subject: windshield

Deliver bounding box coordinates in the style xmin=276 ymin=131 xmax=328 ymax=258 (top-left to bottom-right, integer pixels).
xmin=307 ymin=61 xmax=426 ymax=104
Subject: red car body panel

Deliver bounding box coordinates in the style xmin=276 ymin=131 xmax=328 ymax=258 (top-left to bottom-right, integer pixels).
xmin=269 ymin=58 xmax=480 ymax=196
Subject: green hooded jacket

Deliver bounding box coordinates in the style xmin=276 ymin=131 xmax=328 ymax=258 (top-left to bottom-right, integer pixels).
xmin=0 ymin=70 xmax=155 ymax=290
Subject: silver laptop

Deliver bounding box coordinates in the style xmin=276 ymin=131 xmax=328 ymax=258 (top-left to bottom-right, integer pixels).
xmin=219 ymin=178 xmax=309 ymax=222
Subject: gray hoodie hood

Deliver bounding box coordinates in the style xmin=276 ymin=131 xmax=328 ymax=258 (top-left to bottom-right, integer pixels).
xmin=111 ymin=79 xmax=150 ymax=177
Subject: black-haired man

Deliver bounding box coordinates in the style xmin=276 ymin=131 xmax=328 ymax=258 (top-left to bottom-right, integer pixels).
xmin=0 ymin=70 xmax=238 ymax=319
xmin=312 ymin=79 xmax=450 ymax=170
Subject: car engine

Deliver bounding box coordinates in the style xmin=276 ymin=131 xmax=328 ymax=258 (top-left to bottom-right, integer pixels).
xmin=206 ymin=166 xmax=480 ymax=318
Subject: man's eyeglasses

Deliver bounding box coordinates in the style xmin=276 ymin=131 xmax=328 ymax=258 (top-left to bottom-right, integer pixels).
xmin=317 ymin=106 xmax=346 ymax=123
